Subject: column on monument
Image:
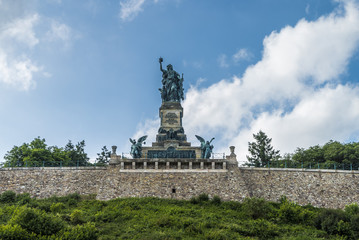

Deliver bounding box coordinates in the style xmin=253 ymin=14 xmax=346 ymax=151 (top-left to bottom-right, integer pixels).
xmin=189 ymin=162 xmax=192 ymax=169
xmin=155 ymin=162 xmax=158 ymax=170
xmin=212 ymin=162 xmax=215 ymax=170
xmin=144 ymin=162 xmax=147 ymax=170
xmin=178 ymin=162 xmax=181 ymax=170
xmin=223 ymin=162 xmax=226 ymax=170
xmin=200 ymin=162 xmax=204 ymax=170
xmin=166 ymin=162 xmax=170 ymax=169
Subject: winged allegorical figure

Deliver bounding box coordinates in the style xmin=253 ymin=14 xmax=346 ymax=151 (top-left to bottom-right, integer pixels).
xmin=129 ymin=135 xmax=148 ymax=158
xmin=195 ymin=135 xmax=215 ymax=159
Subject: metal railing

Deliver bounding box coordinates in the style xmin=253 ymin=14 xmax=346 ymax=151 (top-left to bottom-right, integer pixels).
xmin=0 ymin=160 xmax=107 ymax=168
xmin=121 ymin=152 xmax=226 ymax=159
xmin=242 ymin=161 xmax=359 ymax=171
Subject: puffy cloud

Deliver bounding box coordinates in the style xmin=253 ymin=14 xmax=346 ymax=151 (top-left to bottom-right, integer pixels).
xmin=0 ymin=13 xmax=41 ymax=90
xmin=1 ymin=14 xmax=39 ymax=48
xmin=232 ymin=85 xmax=359 ymax=164
xmin=0 ymin=3 xmax=76 ymax=90
xmin=0 ymin=50 xmax=40 ymax=90
xmin=132 ymin=0 xmax=359 ymax=164
xmin=119 ymin=0 xmax=146 ymax=21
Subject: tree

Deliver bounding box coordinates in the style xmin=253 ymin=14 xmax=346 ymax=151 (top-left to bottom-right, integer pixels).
xmin=96 ymin=146 xmax=111 ymax=165
xmin=246 ymin=130 xmax=280 ymax=167
xmin=3 ymin=137 xmax=90 ymax=167
xmin=64 ymin=140 xmax=90 ymax=166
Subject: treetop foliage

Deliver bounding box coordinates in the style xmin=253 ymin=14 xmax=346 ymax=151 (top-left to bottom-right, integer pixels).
xmin=246 ymin=130 xmax=281 ymax=167
xmin=3 ymin=137 xmax=90 ymax=167
xmin=292 ymin=140 xmax=359 ymax=165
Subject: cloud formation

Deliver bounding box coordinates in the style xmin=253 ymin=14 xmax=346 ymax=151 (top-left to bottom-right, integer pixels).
xmin=0 ymin=13 xmax=41 ymax=90
xmin=233 ymin=48 xmax=252 ymax=63
xmin=119 ymin=0 xmax=146 ymax=21
xmin=0 ymin=2 xmax=74 ymax=91
xmin=217 ymin=54 xmax=229 ymax=68
xmin=133 ymin=0 xmax=359 ymax=164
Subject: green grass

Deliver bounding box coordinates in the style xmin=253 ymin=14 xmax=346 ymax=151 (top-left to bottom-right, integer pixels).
xmin=0 ymin=191 xmax=358 ymax=239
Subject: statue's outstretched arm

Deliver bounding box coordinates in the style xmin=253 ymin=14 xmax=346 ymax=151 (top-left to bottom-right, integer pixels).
xmin=159 ymin=57 xmax=165 ymax=72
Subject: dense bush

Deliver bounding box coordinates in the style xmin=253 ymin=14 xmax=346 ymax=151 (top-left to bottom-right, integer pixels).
xmin=1 ymin=193 xmax=359 ymax=239
xmin=315 ymin=208 xmax=347 ymax=235
xmin=241 ymin=197 xmax=275 ymax=220
xmin=278 ymin=197 xmax=315 ymax=225
xmin=61 ymin=223 xmax=97 ymax=240
xmin=9 ymin=206 xmax=64 ymax=236
xmin=0 ymin=224 xmax=36 ymax=240
xmin=0 ymin=191 xmax=16 ymax=204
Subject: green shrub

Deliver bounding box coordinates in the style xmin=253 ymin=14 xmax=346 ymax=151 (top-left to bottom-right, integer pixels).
xmin=9 ymin=206 xmax=64 ymax=236
xmin=67 ymin=193 xmax=81 ymax=202
xmin=211 ymin=195 xmax=221 ymax=205
xmin=16 ymin=193 xmax=31 ymax=205
xmin=155 ymin=215 xmax=175 ymax=228
xmin=0 ymin=191 xmax=16 ymax=204
xmin=345 ymin=203 xmax=359 ymax=217
xmin=230 ymin=219 xmax=280 ymax=239
xmin=61 ymin=222 xmax=97 ymax=240
xmin=0 ymin=224 xmax=36 ymax=240
xmin=222 ymin=201 xmax=241 ymax=211
xmin=349 ymin=214 xmax=359 ymax=239
xmin=190 ymin=197 xmax=199 ymax=204
xmin=0 ymin=205 xmax=17 ymax=225
xmin=278 ymin=198 xmax=315 ymax=225
xmin=315 ymin=208 xmax=347 ymax=235
xmin=198 ymin=193 xmax=209 ymax=202
xmin=241 ymin=197 xmax=274 ymax=220
xmin=190 ymin=193 xmax=209 ymax=204
xmin=70 ymin=209 xmax=84 ymax=225
xmin=50 ymin=202 xmax=65 ymax=213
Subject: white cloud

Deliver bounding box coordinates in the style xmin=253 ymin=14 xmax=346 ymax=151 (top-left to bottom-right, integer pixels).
xmin=191 ymin=77 xmax=206 ymax=88
xmin=0 ymin=3 xmax=76 ymax=90
xmin=1 ymin=14 xmax=39 ymax=48
xmin=132 ymin=0 xmax=359 ymax=164
xmin=0 ymin=50 xmax=40 ymax=90
xmin=119 ymin=0 xmax=146 ymax=21
xmin=217 ymin=54 xmax=229 ymax=68
xmin=233 ymin=48 xmax=252 ymax=62
xmin=47 ymin=21 xmax=71 ymax=42
xmin=0 ymin=13 xmax=42 ymax=90
xmin=45 ymin=21 xmax=75 ymax=49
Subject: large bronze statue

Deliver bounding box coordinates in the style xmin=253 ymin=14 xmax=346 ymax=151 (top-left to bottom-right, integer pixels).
xmin=129 ymin=135 xmax=147 ymax=158
xmin=159 ymin=57 xmax=184 ymax=102
xmin=195 ymin=135 xmax=215 ymax=159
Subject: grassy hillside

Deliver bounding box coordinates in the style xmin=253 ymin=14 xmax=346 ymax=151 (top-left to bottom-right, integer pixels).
xmin=0 ymin=191 xmax=358 ymax=239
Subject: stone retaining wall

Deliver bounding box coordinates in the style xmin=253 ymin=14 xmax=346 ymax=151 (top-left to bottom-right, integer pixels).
xmin=1 ymin=166 xmax=358 ymax=208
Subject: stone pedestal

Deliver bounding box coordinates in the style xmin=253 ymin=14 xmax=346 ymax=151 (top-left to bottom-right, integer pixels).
xmin=154 ymin=102 xmax=190 ymax=146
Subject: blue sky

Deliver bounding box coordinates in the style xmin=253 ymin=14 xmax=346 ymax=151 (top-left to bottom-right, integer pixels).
xmin=1 ymin=0 xmax=359 ymax=164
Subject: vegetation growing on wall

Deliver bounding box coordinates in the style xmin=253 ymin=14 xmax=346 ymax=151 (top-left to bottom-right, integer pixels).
xmin=0 ymin=191 xmax=359 ymax=239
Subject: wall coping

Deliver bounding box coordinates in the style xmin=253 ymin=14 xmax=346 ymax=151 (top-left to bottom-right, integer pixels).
xmin=1 ymin=166 xmax=359 ymax=174
xmin=118 ymin=169 xmax=228 ymax=173
xmin=0 ymin=166 xmax=107 ymax=171
xmin=239 ymin=167 xmax=359 ymax=174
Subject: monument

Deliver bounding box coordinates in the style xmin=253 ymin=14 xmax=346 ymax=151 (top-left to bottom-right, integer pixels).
xmin=110 ymin=58 xmax=237 ymax=170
